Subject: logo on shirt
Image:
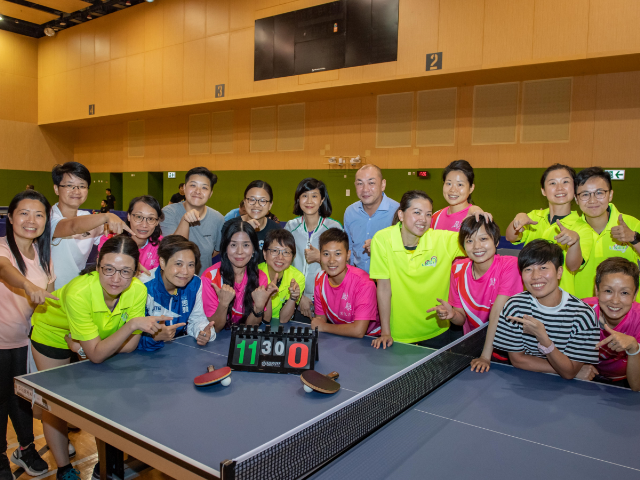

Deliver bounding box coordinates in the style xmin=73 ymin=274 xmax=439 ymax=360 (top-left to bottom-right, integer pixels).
xmin=610 ymin=244 xmax=628 ymax=253
xmin=341 ymin=293 xmax=349 ymax=301
xmin=181 ymin=298 xmax=190 ymax=314
xmin=121 ymin=312 xmax=128 ymax=322
xmin=453 ymin=221 xmax=461 ymax=229
xmin=422 ymin=256 xmax=438 ymax=268
xmin=490 ymin=278 xmax=496 ymax=287
xmin=344 ymin=302 xmax=352 ymax=312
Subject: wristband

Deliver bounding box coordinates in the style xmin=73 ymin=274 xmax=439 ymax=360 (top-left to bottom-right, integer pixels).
xmin=626 ymin=342 xmax=640 ymax=356
xmin=252 ymin=307 xmax=265 ymax=318
xmin=537 ymin=342 xmax=555 ymax=355
xmin=631 ymin=232 xmax=640 ymax=246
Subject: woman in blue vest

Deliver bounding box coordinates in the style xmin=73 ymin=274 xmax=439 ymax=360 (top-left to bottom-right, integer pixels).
xmin=139 ymin=235 xmax=214 ymax=351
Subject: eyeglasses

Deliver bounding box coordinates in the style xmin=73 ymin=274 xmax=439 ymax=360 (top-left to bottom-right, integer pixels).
xmin=245 ymin=197 xmax=270 ymax=207
xmin=100 ymin=266 xmax=134 ymax=279
xmin=267 ymin=248 xmax=292 ymax=258
xmin=576 ymin=189 xmax=610 ymax=202
xmin=130 ymin=214 xmax=159 ymax=226
xmin=59 ymin=184 xmax=88 ymax=191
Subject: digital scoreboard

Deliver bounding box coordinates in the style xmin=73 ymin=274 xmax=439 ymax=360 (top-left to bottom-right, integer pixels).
xmin=227 ymin=325 xmax=319 ymax=374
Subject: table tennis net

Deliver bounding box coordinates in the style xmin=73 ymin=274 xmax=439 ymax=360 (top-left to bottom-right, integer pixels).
xmin=221 ymin=325 xmax=487 ymax=480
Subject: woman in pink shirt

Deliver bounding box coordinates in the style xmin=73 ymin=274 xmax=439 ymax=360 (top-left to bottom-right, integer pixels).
xmin=431 ymin=160 xmax=485 ymax=232
xmin=430 ymin=216 xmax=523 ymax=373
xmin=98 ymin=195 xmax=164 ymax=271
xmin=0 ymin=190 xmax=56 ymax=478
xmin=581 ymin=258 xmax=640 ymax=391
xmin=201 ymin=218 xmax=277 ymax=332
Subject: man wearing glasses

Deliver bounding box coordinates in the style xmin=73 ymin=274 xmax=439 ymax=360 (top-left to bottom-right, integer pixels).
xmin=51 ymin=162 xmax=133 ymax=288
xmin=161 ymin=167 xmax=224 ymax=272
xmin=574 ymin=167 xmax=640 ymax=301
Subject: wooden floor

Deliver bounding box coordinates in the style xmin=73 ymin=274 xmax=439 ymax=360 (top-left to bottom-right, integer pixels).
xmin=7 ymin=419 xmax=173 ymax=480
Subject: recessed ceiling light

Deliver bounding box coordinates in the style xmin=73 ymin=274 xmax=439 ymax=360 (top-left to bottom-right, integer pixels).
xmin=0 ymin=16 xmax=3 ymax=21
xmin=44 ymin=27 xmax=56 ymax=36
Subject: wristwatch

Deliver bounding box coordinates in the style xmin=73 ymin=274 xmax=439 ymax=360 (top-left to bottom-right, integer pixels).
xmin=538 ymin=342 xmax=555 ymax=355
xmin=630 ymin=231 xmax=640 ymax=245
xmin=252 ymin=307 xmax=265 ymax=318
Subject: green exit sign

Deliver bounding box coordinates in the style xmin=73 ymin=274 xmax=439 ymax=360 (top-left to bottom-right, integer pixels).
xmin=605 ymin=169 xmax=625 ymax=180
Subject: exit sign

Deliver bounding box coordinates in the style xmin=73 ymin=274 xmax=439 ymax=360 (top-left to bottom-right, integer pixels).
xmin=606 ymin=170 xmax=625 ymax=180
xmin=168 ymin=172 xmax=176 ymax=178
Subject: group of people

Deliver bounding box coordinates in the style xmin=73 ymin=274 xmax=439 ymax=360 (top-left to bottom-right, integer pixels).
xmin=1 ymin=160 xmax=639 ymax=480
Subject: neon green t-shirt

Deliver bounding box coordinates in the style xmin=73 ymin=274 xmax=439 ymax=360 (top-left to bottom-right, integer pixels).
xmin=574 ymin=203 xmax=640 ymax=301
xmin=515 ymin=208 xmax=594 ymax=295
xmin=31 ymin=272 xmax=147 ymax=349
xmin=258 ymin=263 xmax=305 ymax=319
xmin=369 ymin=223 xmax=464 ymax=343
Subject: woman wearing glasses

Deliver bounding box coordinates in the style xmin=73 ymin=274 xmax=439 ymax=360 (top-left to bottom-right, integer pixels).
xmin=285 ymin=178 xmax=342 ymax=320
xmin=258 ymin=229 xmax=305 ymax=324
xmin=505 ymin=164 xmax=593 ymax=295
xmin=574 ymin=167 xmax=640 ymax=300
xmin=30 ymin=236 xmax=171 ymax=480
xmin=98 ymin=196 xmax=164 ymax=271
xmin=51 ymin=162 xmax=133 ymax=288
xmin=223 ymin=180 xmax=281 ymax=264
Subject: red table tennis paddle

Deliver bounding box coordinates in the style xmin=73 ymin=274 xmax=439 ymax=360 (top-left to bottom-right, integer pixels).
xmin=194 ymin=365 xmax=232 ymax=387
xmin=301 ymin=370 xmax=340 ymax=394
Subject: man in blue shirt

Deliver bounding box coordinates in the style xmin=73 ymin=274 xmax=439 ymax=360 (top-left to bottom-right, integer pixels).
xmin=344 ymin=165 xmax=399 ymax=273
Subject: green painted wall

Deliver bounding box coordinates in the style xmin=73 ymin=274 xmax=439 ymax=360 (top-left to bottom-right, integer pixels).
xmin=122 ymin=172 xmax=149 ymax=210
xmin=148 ymin=172 xmax=164 ymax=207
xmin=109 ymin=173 xmax=123 ymax=210
xmin=163 ymin=168 xmax=640 ymax=231
xmin=0 ymin=170 xmax=56 ymax=206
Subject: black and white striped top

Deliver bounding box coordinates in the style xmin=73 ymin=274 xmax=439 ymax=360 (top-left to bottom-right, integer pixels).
xmin=493 ymin=290 xmax=599 ymax=364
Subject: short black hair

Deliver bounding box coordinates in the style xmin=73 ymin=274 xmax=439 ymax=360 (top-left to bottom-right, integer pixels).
xmin=517 ymin=239 xmax=564 ymax=273
xmin=575 ymin=166 xmax=611 ymax=192
xmin=185 ymin=167 xmax=218 ymax=188
xmin=458 ymin=216 xmax=501 ymax=250
xmin=52 ymin=162 xmax=91 ymax=187
xmin=595 ymin=257 xmax=640 ymax=294
xmin=106 ymin=188 xmax=111 ymax=193
xmin=392 ymin=190 xmax=433 ymax=225
xmin=178 ymin=182 xmax=185 ymax=188
xmin=540 ymin=163 xmax=576 ymax=188
xmin=157 ymin=235 xmax=202 ymax=276
xmin=319 ymin=228 xmax=349 ymax=252
xmin=293 ymin=178 xmax=332 ymax=217
xmin=244 ymin=180 xmax=274 ymax=202
xmin=442 ymin=160 xmax=474 ymax=185
xmin=262 ymin=229 xmax=296 ymax=257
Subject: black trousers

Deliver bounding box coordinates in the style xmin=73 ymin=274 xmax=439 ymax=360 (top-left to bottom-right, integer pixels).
xmin=0 ymin=346 xmax=34 ymax=454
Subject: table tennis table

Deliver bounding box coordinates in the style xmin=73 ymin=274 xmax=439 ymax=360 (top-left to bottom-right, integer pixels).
xmin=14 ymin=323 xmax=640 ymax=480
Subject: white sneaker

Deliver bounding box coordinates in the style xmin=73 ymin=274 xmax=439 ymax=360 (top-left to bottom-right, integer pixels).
xmin=68 ymin=442 xmax=76 ymax=458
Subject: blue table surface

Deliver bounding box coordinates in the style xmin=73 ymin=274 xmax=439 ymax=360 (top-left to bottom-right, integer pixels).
xmin=19 ymin=327 xmax=436 ymax=471
xmin=311 ymin=363 xmax=640 ymax=480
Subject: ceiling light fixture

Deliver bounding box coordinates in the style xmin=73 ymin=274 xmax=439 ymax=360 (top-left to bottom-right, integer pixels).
xmin=86 ymin=13 xmax=92 ymax=19
xmin=44 ymin=27 xmax=56 ymax=36
xmin=125 ymin=0 xmax=131 ymax=5
xmin=0 ymin=16 xmax=3 ymax=21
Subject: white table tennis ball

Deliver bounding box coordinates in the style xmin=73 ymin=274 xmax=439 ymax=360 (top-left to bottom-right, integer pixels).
xmin=221 ymin=377 xmax=231 ymax=387
xmin=303 ymin=385 xmax=313 ymax=393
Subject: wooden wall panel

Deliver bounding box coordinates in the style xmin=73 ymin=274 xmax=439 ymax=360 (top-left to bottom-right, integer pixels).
xmin=110 ymin=57 xmax=127 ymax=114
xmin=94 ymin=61 xmax=111 ymax=117
xmin=438 ymin=0 xmax=484 ymax=71
xmin=206 ymin=0 xmax=230 ymax=37
xmin=228 ymin=28 xmax=254 ymax=97
xmin=94 ymin=20 xmax=111 ymax=64
xmin=396 ymin=0 xmax=439 ymax=77
xmin=483 ymin=0 xmax=534 ymax=67
xmin=183 ymin=38 xmax=206 ymax=103
xmin=80 ymin=23 xmax=95 ymax=67
xmin=163 ymin=0 xmax=185 ymax=47
xmin=127 ymin=9 xmax=146 ymax=56
xmin=126 ymin=53 xmax=145 ymax=112
xmin=144 ymin=1 xmax=165 ymax=52
xmin=162 ymin=44 xmax=184 ymax=105
xmin=184 ymin=0 xmax=207 ymax=42
xmin=532 ymin=0 xmax=589 ymax=61
xmin=205 ymin=33 xmax=229 ymax=99
xmin=588 ymin=0 xmax=640 ymax=55
xmin=144 ymin=48 xmax=163 ymax=109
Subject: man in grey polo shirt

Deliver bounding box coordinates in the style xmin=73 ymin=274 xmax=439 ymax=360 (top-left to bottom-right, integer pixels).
xmin=343 ymin=165 xmax=399 ymax=273
xmin=161 ymin=167 xmax=224 ymax=272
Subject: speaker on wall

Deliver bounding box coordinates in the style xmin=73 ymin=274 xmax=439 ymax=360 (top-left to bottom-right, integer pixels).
xmin=254 ymin=0 xmax=399 ymax=81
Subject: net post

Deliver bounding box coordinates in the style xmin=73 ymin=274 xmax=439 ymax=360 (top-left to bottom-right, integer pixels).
xmin=221 ymin=459 xmax=236 ymax=480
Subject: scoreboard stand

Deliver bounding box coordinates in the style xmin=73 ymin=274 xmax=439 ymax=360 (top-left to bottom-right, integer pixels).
xmin=227 ymin=325 xmax=319 ymax=374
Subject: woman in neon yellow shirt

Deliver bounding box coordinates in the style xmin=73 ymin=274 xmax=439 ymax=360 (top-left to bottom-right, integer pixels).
xmin=30 ymin=236 xmax=171 ymax=480
xmin=370 ymin=190 xmax=490 ymax=349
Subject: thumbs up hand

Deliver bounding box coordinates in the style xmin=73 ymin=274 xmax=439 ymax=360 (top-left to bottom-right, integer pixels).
xmin=553 ymin=220 xmax=579 ymax=247
xmin=304 ymin=245 xmax=321 ymax=264
xmin=611 ymin=214 xmax=636 ymax=243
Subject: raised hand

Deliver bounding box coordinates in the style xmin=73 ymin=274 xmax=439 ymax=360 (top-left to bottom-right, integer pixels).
xmin=288 ymin=279 xmax=300 ymax=303
xmin=507 ymin=315 xmax=548 ymax=342
xmin=246 ymin=218 xmax=261 ymax=231
xmin=183 ymin=209 xmax=201 ymax=225
xmin=265 ymin=273 xmax=280 ymax=298
xmin=363 ymin=239 xmax=372 ymax=254
xmin=554 ymin=220 xmax=579 ymax=246
xmin=468 ymin=205 xmax=493 ymax=223
xmin=251 ymin=285 xmax=273 ymax=311
xmin=512 ymin=213 xmax=538 ymax=233
xmin=106 ymin=213 xmax=137 ymax=237
xmin=596 ymin=323 xmax=640 ymax=354
xmin=24 ymin=282 xmax=59 ymax=305
xmin=470 ymin=357 xmax=491 ymax=373
xmin=197 ymin=321 xmax=215 ymax=346
xmin=372 ymin=334 xmax=394 ymax=350
xmin=304 ymin=244 xmax=320 ymax=264
xmin=611 ymin=214 xmax=636 ymax=243
xmin=427 ymin=298 xmax=455 ymax=320
xmin=153 ymin=322 xmax=187 ymax=342
xmin=212 ymin=283 xmax=236 ymax=307
xmin=131 ymin=315 xmax=174 ymax=335
xmin=576 ymin=364 xmax=599 ymax=381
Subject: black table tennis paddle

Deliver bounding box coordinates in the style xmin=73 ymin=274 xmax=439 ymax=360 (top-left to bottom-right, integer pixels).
xmin=300 ymin=370 xmax=340 ymax=394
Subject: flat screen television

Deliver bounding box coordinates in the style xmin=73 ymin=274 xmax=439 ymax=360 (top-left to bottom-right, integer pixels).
xmin=254 ymin=0 xmax=399 ymax=81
